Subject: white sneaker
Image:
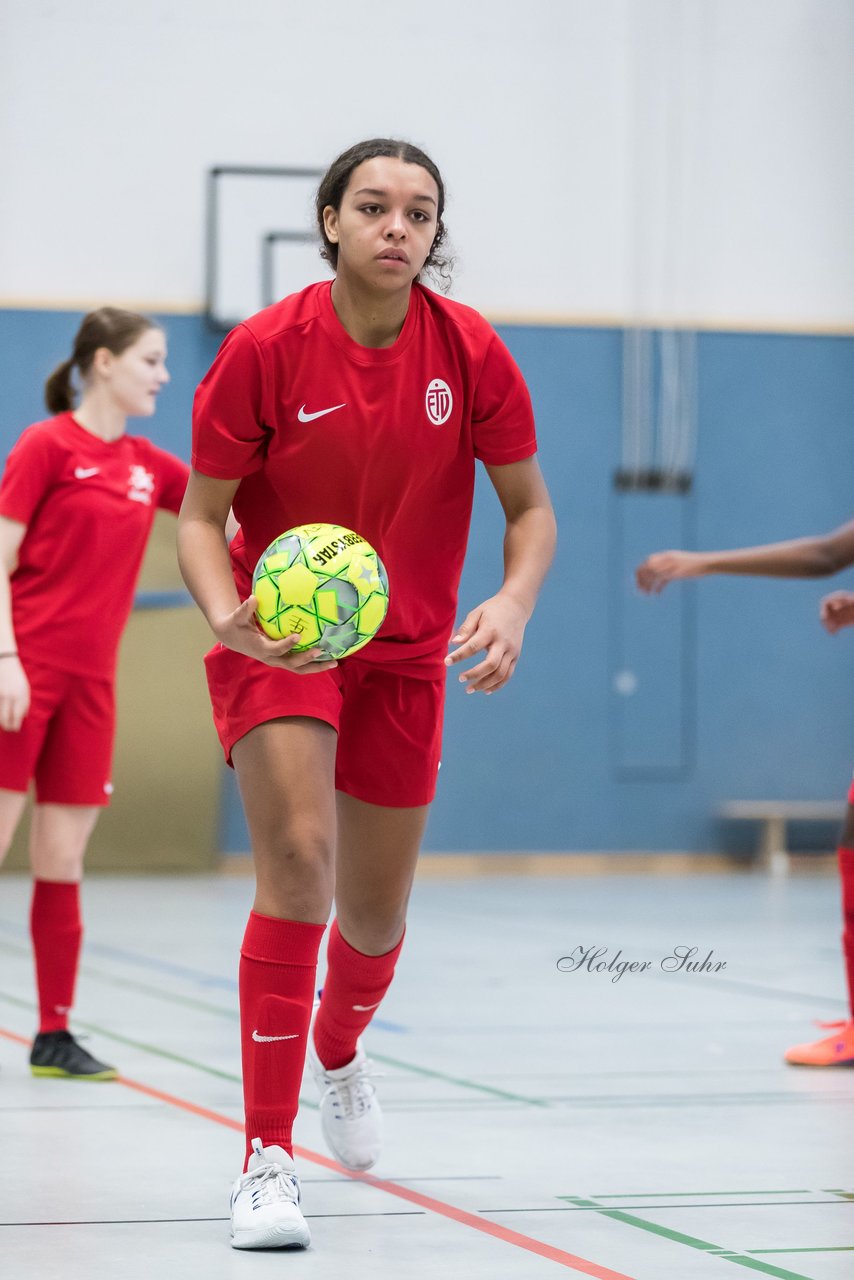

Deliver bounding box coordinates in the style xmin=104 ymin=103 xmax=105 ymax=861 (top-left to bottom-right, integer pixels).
xmin=230 ymin=1139 xmax=310 ymax=1250
xmin=307 ymin=1038 xmax=382 ymax=1170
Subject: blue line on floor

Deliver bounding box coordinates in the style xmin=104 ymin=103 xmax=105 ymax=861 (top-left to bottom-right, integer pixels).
xmin=0 ymin=917 xmax=407 ymax=1032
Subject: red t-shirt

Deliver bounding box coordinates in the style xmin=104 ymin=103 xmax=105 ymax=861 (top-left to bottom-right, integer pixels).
xmin=192 ymin=281 xmax=537 ymax=674
xmin=0 ymin=413 xmax=189 ymax=678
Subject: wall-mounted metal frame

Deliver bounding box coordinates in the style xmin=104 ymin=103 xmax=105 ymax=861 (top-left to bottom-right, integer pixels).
xmin=261 ymin=230 xmax=317 ymax=311
xmin=205 ymin=165 xmax=324 ymax=332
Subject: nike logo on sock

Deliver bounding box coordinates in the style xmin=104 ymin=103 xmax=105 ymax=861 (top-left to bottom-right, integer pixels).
xmin=252 ymin=1030 xmax=300 ymax=1043
xmin=352 ymin=1002 xmax=381 ymax=1012
xmin=297 ymin=403 xmax=346 ymax=422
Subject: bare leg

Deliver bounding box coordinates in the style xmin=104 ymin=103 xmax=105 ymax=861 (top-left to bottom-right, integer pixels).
xmin=29 ymin=803 xmax=100 ymax=881
xmin=333 ymin=793 xmax=429 ymax=953
xmin=232 ymin=717 xmax=338 ymax=922
xmin=307 ymin=795 xmax=429 ymax=1166
xmin=0 ymin=788 xmax=28 ymax=868
xmin=311 ymin=795 xmax=428 ymax=1076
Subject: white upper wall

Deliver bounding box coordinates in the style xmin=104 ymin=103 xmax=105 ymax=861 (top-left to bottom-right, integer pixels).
xmin=0 ymin=0 xmax=851 ymax=327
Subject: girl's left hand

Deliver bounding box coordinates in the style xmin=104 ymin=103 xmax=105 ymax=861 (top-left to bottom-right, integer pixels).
xmin=444 ymin=592 xmax=528 ymax=694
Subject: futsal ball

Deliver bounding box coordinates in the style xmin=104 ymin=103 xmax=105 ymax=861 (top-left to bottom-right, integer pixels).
xmin=252 ymin=523 xmax=390 ymax=659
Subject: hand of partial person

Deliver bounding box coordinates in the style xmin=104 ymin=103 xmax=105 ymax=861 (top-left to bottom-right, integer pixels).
xmin=0 ymin=656 xmax=30 ymax=731
xmin=635 ymin=550 xmax=706 ymax=594
xmin=820 ymin=590 xmax=854 ymax=634
xmin=214 ymin=595 xmax=338 ymax=672
xmin=444 ymin=591 xmax=528 ymax=694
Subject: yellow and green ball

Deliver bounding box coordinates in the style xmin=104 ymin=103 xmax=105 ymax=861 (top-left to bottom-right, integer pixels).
xmin=252 ymin=523 xmax=390 ymax=659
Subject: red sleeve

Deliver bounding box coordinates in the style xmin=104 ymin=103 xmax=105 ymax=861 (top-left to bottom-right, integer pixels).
xmin=471 ymin=332 xmax=538 ymax=466
xmin=0 ymin=426 xmax=61 ymax=527
xmin=151 ymin=447 xmax=190 ymax=515
xmin=192 ymin=323 xmax=273 ymax=479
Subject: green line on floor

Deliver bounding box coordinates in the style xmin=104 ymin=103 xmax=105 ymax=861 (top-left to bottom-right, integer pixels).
xmin=0 ymin=940 xmax=548 ymax=1109
xmin=560 ymin=1197 xmax=820 ymax=1280
xmin=0 ymin=987 xmax=317 ymax=1108
xmin=80 ymin=968 xmax=236 ymax=1022
xmin=547 ymin=1200 xmax=845 ymax=1213
xmin=0 ymin=987 xmax=241 ymax=1083
xmin=562 ymin=1198 xmax=722 ymax=1251
xmin=370 ymin=1051 xmax=549 ymax=1107
xmin=0 ymin=938 xmax=238 ymax=1022
xmin=747 ymin=1248 xmax=854 ymax=1256
xmin=592 ymin=1191 xmax=811 ymax=1199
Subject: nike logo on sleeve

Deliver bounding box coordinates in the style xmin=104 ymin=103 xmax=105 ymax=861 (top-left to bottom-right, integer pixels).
xmin=297 ymin=403 xmax=346 ymax=422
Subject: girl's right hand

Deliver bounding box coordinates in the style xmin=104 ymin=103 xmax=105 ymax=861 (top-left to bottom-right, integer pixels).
xmin=0 ymin=657 xmax=30 ymax=731
xmin=636 ymin=550 xmax=706 ymax=594
xmin=214 ymin=595 xmax=338 ymax=672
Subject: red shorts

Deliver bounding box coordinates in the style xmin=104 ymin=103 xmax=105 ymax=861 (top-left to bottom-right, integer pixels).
xmin=204 ymin=645 xmax=445 ymax=808
xmin=0 ymin=660 xmax=115 ymax=805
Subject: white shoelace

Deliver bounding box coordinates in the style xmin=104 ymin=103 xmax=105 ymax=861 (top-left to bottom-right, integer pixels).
xmin=240 ymin=1162 xmax=300 ymax=1209
xmin=320 ymin=1062 xmax=382 ymax=1121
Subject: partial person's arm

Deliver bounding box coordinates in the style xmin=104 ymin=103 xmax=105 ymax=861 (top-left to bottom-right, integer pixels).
xmin=177 ymin=470 xmax=337 ymax=672
xmin=821 ymin=590 xmax=854 ymax=634
xmin=445 ymin=456 xmax=556 ymax=694
xmin=636 ymin=518 xmax=854 ymax=594
xmin=0 ymin=516 xmax=30 ymax=730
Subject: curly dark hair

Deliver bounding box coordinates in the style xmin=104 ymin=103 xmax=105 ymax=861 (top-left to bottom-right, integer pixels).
xmin=315 ymin=138 xmax=453 ymax=292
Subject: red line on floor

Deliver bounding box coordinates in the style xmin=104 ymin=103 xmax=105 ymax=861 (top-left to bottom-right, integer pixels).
xmin=119 ymin=1074 xmax=246 ymax=1133
xmin=328 ymin=1165 xmax=639 ymax=1279
xmin=2 ymin=1025 xmax=636 ymax=1279
xmin=1 ymin=1028 xmax=30 ymax=1046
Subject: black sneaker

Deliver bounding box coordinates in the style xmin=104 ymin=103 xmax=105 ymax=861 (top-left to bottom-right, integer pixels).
xmin=29 ymin=1030 xmax=117 ymax=1080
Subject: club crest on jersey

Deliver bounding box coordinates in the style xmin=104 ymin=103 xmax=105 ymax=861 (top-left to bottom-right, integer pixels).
xmin=425 ymin=378 xmax=453 ymax=427
xmin=127 ymin=465 xmax=155 ymax=505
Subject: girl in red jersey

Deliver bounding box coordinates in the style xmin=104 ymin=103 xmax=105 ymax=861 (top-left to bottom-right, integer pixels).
xmin=0 ymin=308 xmax=188 ymax=1080
xmin=179 ymin=138 xmax=557 ymax=1251
xmin=636 ymin=522 xmax=854 ymax=1067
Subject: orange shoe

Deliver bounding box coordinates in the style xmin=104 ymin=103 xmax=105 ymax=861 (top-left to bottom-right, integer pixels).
xmin=784 ymin=1020 xmax=854 ymax=1066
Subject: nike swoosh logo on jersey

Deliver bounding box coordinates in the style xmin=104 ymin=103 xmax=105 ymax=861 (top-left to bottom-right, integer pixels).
xmin=252 ymin=1030 xmax=300 ymax=1043
xmin=297 ymin=403 xmax=346 ymax=422
xmin=74 ymin=467 xmax=100 ymax=479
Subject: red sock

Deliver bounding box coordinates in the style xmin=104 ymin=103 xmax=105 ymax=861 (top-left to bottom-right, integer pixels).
xmin=313 ymin=919 xmax=404 ymax=1070
xmin=839 ymin=846 xmax=854 ymax=1019
xmin=239 ymin=911 xmax=325 ymax=1167
xmin=30 ymin=879 xmax=82 ymax=1034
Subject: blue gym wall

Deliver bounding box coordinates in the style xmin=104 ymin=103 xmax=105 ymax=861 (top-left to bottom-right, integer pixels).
xmin=2 ymin=309 xmax=852 ymax=853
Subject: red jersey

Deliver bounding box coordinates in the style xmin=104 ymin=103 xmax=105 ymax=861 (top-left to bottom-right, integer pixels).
xmin=0 ymin=413 xmax=189 ymax=678
xmin=192 ymin=281 xmax=537 ymax=673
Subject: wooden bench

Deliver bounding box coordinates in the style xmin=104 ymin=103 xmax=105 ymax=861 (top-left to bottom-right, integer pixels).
xmin=720 ymin=800 xmax=845 ymax=873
